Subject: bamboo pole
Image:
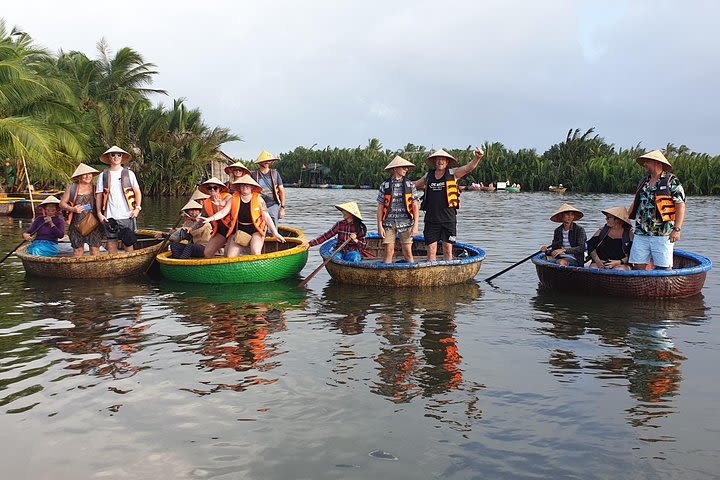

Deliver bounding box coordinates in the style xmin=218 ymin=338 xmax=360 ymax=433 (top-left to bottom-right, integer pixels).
xmin=20 ymin=154 xmax=35 ymax=220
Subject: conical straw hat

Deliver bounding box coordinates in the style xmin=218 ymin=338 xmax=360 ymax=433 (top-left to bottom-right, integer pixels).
xmin=384 ymin=155 xmax=416 ymax=171
xmin=224 ymin=160 xmax=251 ymax=175
xmin=190 ymin=188 xmax=210 ymax=201
xmin=550 ymin=203 xmax=583 ymax=222
xmin=255 ymin=150 xmax=280 ymax=164
xmin=38 ymin=195 xmax=62 ymax=207
xmin=335 ymin=201 xmax=363 ymax=221
xmin=198 ymin=177 xmax=230 ymax=194
xmin=232 ymin=175 xmax=263 ymax=193
xmin=181 ymin=199 xmax=203 ymax=212
xmin=100 ymin=145 xmax=132 ymax=165
xmin=70 ymin=163 xmax=100 ymax=179
xmin=601 ymin=206 xmax=631 ymax=227
xmin=637 ymin=149 xmax=672 ymax=171
xmin=425 ymin=149 xmax=458 ymax=168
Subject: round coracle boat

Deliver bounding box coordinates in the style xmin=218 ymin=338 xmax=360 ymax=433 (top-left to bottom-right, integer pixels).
xmin=532 ymin=249 xmax=712 ymax=298
xmin=319 ymin=234 xmax=486 ymax=287
xmin=15 ymin=229 xmax=164 ymax=278
xmin=156 ymin=226 xmax=308 ymax=284
xmin=548 ymin=186 xmax=567 ymax=193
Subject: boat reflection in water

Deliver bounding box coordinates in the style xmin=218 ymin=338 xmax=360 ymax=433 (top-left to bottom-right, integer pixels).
xmin=159 ymin=279 xmax=307 ymax=396
xmin=531 ymin=290 xmax=707 ymax=436
xmin=320 ymin=281 xmax=485 ymax=430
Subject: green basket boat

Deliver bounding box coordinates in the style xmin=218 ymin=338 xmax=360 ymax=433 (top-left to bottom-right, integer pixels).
xmin=157 ymin=226 xmax=308 ymax=284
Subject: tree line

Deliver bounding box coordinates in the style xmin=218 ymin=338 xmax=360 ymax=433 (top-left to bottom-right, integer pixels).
xmin=277 ymin=131 xmax=720 ymax=195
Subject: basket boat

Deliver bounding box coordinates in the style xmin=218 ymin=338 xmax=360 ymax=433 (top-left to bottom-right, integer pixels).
xmin=479 ymin=186 xmax=496 ymax=192
xmin=548 ymin=186 xmax=567 ymax=193
xmin=505 ymin=186 xmax=521 ymax=193
xmin=15 ymin=229 xmax=164 ymax=278
xmin=319 ymin=234 xmax=485 ymax=287
xmin=531 ymin=249 xmax=711 ymax=298
xmin=156 ymin=226 xmax=308 ymax=284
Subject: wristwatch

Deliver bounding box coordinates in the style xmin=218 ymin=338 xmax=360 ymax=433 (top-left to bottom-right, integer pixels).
xmin=672 ymin=226 xmax=681 ymax=232
xmin=135 ymin=205 xmax=142 ymax=210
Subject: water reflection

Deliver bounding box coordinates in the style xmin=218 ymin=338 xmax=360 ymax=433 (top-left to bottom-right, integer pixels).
xmin=160 ymin=280 xmax=307 ymax=396
xmin=532 ymin=289 xmax=707 ymax=437
xmin=321 ymin=282 xmax=485 ymax=429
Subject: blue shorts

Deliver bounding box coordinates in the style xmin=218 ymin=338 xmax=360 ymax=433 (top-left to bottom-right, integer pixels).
xmin=337 ymin=251 xmax=361 ymax=263
xmin=628 ymin=234 xmax=673 ymax=268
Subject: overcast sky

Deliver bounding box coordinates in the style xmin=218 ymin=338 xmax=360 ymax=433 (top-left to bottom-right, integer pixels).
xmin=5 ymin=1 xmax=719 ymax=159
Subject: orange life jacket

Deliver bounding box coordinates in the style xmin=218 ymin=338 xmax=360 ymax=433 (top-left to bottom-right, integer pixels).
xmin=629 ymin=173 xmax=677 ymax=222
xmin=381 ymin=177 xmax=415 ymax=221
xmin=228 ymin=192 xmax=268 ymax=237
xmin=420 ymin=170 xmax=460 ymax=210
xmin=101 ymin=168 xmax=136 ymax=214
xmin=203 ymin=193 xmax=233 ymax=236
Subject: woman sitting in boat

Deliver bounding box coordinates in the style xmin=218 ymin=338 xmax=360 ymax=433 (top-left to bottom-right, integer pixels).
xmin=202 ymin=176 xmax=285 ymax=257
xmin=23 ymin=196 xmax=66 ymax=256
xmin=195 ymin=177 xmax=233 ymax=257
xmin=307 ymin=202 xmax=370 ymax=263
xmin=541 ymin=203 xmax=587 ymax=266
xmin=587 ymin=206 xmax=634 ymax=270
xmin=168 ymin=200 xmax=212 ymax=259
xmin=59 ymin=163 xmax=104 ymax=257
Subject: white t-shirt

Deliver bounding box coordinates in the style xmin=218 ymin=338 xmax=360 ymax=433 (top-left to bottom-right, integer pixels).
xmin=96 ymin=168 xmax=139 ymax=219
xmin=562 ymin=230 xmax=571 ymax=249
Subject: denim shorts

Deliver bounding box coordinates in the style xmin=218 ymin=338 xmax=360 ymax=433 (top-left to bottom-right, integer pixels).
xmin=628 ymin=234 xmax=673 ymax=268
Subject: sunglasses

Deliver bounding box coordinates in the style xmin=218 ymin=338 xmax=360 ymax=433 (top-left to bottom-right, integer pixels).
xmin=207 ymin=186 xmax=222 ymax=190
xmin=109 ymin=152 xmax=124 ymax=157
xmin=232 ymin=168 xmax=246 ymax=173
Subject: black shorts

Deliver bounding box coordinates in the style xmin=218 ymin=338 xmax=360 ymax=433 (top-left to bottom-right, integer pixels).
xmin=423 ymin=221 xmax=457 ymax=244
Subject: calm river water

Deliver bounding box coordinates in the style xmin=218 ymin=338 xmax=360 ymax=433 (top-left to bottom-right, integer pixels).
xmin=0 ymin=189 xmax=718 ymax=479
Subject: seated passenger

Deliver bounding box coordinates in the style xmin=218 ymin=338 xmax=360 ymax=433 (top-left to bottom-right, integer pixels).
xmin=202 ymin=176 xmax=285 ymax=257
xmin=23 ymin=196 xmax=66 ymax=256
xmin=169 ymin=200 xmax=212 ymax=259
xmin=197 ymin=177 xmax=233 ymax=258
xmin=541 ymin=203 xmax=587 ymax=266
xmin=587 ymin=206 xmax=633 ymax=270
xmin=308 ymin=202 xmax=370 ymax=263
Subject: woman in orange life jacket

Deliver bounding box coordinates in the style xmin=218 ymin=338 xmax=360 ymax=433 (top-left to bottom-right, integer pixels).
xmin=202 ymin=175 xmax=286 ymax=257
xmin=587 ymin=206 xmax=634 ymax=271
xmin=197 ymin=177 xmax=234 ymax=258
xmin=414 ymin=147 xmax=484 ymax=261
xmin=60 ymin=163 xmax=104 ymax=257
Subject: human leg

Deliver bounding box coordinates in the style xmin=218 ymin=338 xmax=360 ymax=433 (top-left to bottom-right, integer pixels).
xmin=382 ymin=225 xmax=397 ymax=263
xmin=424 ymin=222 xmax=442 ymax=262
xmin=204 ymin=235 xmax=227 ymax=258
xmin=340 ymin=251 xmax=361 ymax=263
xmin=249 ymin=233 xmax=265 ymax=255
xmin=649 ymin=235 xmax=674 ymax=269
xmin=399 ymin=228 xmax=414 ymax=262
xmin=628 ymin=234 xmax=652 ymax=270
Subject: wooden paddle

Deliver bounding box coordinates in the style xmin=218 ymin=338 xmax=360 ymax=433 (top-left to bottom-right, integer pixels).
xmin=0 ymin=239 xmax=28 ymax=265
xmin=144 ymin=215 xmax=184 ymax=274
xmin=298 ymin=237 xmax=353 ymax=288
xmin=484 ymin=248 xmax=547 ymax=282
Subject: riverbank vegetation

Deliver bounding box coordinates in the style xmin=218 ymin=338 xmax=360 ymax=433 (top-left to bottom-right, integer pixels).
xmin=278 ymin=131 xmax=720 ymax=195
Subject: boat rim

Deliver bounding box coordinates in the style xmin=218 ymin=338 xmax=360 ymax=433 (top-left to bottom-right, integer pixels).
xmin=531 ymin=248 xmax=712 ymax=277
xmin=156 ymin=237 xmax=308 ymax=266
xmin=319 ymin=234 xmax=486 ymax=270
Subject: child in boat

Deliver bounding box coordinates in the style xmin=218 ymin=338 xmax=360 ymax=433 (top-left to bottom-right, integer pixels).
xmin=541 ymin=203 xmax=587 ymax=266
xmin=587 ymin=206 xmax=633 ymax=270
xmin=169 ymin=200 xmax=212 ymax=259
xmin=23 ymin=196 xmax=66 ymax=256
xmin=376 ymin=156 xmax=419 ymax=263
xmin=308 ymin=202 xmax=371 ymax=263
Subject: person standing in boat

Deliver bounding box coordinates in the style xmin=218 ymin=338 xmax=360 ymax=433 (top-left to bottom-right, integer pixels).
xmin=587 ymin=206 xmax=634 ymax=270
xmin=251 ymin=150 xmax=286 ymax=228
xmin=197 ymin=177 xmax=233 ymax=258
xmin=541 ymin=203 xmax=587 ymax=266
xmin=627 ymin=150 xmax=685 ymax=270
xmin=95 ymin=146 xmax=142 ymax=254
xmin=202 ymin=176 xmax=286 ymax=257
xmin=23 ymin=196 xmax=66 ymax=256
xmin=60 ymin=163 xmax=104 ymax=257
xmin=308 ymin=202 xmax=370 ymax=263
xmin=377 ymin=156 xmax=420 ymax=263
xmin=415 ymin=147 xmax=484 ymax=261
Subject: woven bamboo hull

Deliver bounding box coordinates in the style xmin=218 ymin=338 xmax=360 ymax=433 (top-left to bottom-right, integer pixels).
xmin=157 ymin=238 xmax=309 ymax=284
xmin=532 ymin=249 xmax=711 ymax=298
xmin=548 ymin=187 xmax=567 ymax=193
xmin=320 ymin=235 xmax=485 ymax=287
xmin=16 ymin=234 xmax=164 ymax=279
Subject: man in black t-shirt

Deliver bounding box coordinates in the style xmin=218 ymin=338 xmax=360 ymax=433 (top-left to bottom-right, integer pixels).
xmin=415 ymin=148 xmax=484 ymax=261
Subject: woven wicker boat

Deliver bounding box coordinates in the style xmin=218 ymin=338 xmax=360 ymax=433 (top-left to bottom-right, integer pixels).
xmin=15 ymin=230 xmax=164 ymax=278
xmin=156 ymin=226 xmax=308 ymax=284
xmin=532 ymin=249 xmax=712 ymax=298
xmin=319 ymin=234 xmax=486 ymax=287
xmin=548 ymin=186 xmax=567 ymax=193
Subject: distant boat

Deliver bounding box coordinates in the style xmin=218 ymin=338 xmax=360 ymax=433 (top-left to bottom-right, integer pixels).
xmin=358 ymin=185 xmax=373 ymax=190
xmin=549 ymin=185 xmax=567 ymax=193
xmin=505 ymin=186 xmax=521 ymax=193
xmin=480 ymin=185 xmax=496 ymax=192
xmin=496 ymin=181 xmax=507 ymax=190
xmin=326 ymin=184 xmax=344 ymax=189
